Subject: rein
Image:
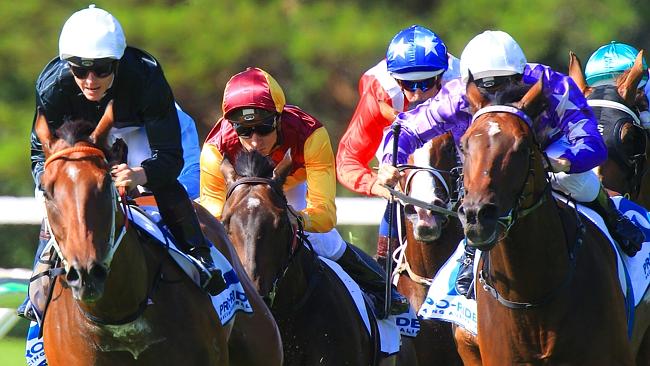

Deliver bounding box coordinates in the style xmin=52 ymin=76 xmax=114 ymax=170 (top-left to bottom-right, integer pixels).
xmin=470 ymin=105 xmax=585 ymax=309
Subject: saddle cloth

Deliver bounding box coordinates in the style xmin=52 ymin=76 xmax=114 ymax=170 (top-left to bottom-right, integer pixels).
xmin=320 ymin=257 xmax=414 ymax=355
xmin=418 ymin=195 xmax=650 ymax=337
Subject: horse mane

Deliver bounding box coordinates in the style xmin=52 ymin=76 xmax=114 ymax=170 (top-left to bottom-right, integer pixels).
xmin=234 ymin=150 xmax=288 ymax=187
xmin=483 ymin=83 xmax=533 ymax=106
xmin=55 ymin=117 xmax=95 ymax=146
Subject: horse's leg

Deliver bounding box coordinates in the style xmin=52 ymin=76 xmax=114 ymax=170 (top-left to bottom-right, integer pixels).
xmin=378 ymin=354 xmax=397 ymax=366
xmin=453 ymin=324 xmax=482 ymax=366
xmin=634 ymin=290 xmax=650 ymax=366
xmin=637 ymin=328 xmax=650 ymax=366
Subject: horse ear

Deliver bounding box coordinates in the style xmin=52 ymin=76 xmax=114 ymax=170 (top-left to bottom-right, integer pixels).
xmin=465 ymin=72 xmax=489 ymax=113
xmin=220 ymin=157 xmax=237 ymax=186
xmin=35 ymin=108 xmax=55 ymax=156
xmin=108 ymin=138 xmax=128 ymax=166
xmin=515 ymin=79 xmax=545 ymax=119
xmin=618 ymin=50 xmax=646 ymax=106
xmin=90 ymin=100 xmax=115 ymax=147
xmin=272 ymin=149 xmax=293 ymax=183
xmin=568 ymin=51 xmax=590 ymax=95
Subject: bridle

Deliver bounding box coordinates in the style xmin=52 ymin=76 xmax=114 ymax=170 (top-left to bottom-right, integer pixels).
xmin=469 ymin=105 xmax=584 ymax=309
xmin=226 ymin=177 xmax=316 ymax=311
xmin=43 ymin=146 xmax=128 ymax=275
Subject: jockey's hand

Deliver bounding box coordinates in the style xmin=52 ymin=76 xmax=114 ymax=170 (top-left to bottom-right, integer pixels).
xmin=287 ymin=205 xmax=304 ymax=229
xmin=548 ymin=157 xmax=571 ymax=173
xmin=376 ymin=163 xmax=403 ymax=190
xmin=111 ymin=164 xmax=147 ymax=190
xmin=370 ymin=180 xmax=392 ymax=200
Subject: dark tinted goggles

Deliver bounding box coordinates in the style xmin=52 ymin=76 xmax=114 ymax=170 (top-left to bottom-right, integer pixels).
xmin=232 ymin=115 xmax=278 ymax=138
xmin=69 ymin=61 xmax=117 ymax=79
xmin=397 ymin=76 xmax=439 ymax=92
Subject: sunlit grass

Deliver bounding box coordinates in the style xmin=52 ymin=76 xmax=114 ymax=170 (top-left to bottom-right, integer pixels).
xmin=0 ymin=336 xmax=25 ymax=366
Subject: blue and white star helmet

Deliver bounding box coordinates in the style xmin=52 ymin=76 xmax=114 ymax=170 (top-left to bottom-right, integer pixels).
xmin=585 ymin=41 xmax=648 ymax=88
xmin=386 ymin=25 xmax=448 ymax=81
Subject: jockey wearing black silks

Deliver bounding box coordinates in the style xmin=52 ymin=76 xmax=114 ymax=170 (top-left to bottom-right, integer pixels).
xmin=30 ymin=46 xmax=182 ymax=190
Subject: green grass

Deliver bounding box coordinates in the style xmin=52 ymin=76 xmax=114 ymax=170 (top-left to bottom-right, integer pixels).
xmin=0 ymin=336 xmax=26 ymax=366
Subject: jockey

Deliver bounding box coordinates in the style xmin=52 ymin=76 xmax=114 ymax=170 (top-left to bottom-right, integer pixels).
xmin=20 ymin=5 xmax=224 ymax=321
xmin=584 ymin=41 xmax=650 ymax=128
xmin=200 ymin=67 xmax=409 ymax=318
xmin=376 ymin=30 xmax=645 ymax=297
xmin=336 ymin=25 xmax=460 ymax=267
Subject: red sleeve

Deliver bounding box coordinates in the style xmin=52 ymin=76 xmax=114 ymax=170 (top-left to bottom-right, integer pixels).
xmin=336 ymin=76 xmax=394 ymax=195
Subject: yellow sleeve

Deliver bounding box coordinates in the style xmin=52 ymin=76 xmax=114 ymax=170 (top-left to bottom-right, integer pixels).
xmin=199 ymin=144 xmax=227 ymax=219
xmin=302 ymin=126 xmax=337 ymax=232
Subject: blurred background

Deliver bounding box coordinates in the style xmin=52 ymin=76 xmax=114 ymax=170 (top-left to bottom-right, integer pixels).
xmin=1 ymin=0 xmax=649 ymax=363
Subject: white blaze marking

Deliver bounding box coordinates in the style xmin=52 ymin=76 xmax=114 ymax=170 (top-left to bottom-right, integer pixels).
xmin=67 ymin=166 xmax=80 ymax=180
xmin=247 ymin=197 xmax=261 ymax=209
xmin=487 ymin=121 xmax=501 ymax=136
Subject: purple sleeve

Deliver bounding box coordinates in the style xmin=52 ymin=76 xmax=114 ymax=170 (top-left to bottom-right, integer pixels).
xmin=525 ymin=64 xmax=607 ymax=173
xmin=381 ymin=79 xmax=471 ymax=164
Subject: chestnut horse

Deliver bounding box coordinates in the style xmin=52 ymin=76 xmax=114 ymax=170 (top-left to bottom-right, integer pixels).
xmin=220 ymin=150 xmax=377 ymax=365
xmin=568 ymin=50 xmax=650 ymax=208
xmin=393 ymin=132 xmax=463 ymax=365
xmin=34 ymin=104 xmax=282 ymax=365
xmin=456 ymin=78 xmax=648 ymax=364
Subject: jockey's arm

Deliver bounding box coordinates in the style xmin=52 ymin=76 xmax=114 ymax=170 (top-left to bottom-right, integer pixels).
xmin=302 ymin=127 xmax=337 ymax=232
xmin=199 ymin=144 xmax=227 ymax=219
xmin=175 ymin=104 xmax=201 ymax=200
xmin=336 ymin=88 xmax=394 ymax=196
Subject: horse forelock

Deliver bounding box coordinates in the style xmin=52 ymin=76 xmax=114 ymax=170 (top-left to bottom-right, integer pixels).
xmin=55 ymin=118 xmax=96 ymax=148
xmin=484 ymin=83 xmax=533 ymax=106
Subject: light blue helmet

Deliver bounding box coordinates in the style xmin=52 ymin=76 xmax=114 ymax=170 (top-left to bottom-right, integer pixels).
xmin=585 ymin=41 xmax=648 ymax=88
xmin=386 ymin=25 xmax=448 ymax=81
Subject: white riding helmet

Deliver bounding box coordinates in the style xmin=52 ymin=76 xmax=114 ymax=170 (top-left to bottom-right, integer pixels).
xmin=460 ymin=30 xmax=527 ymax=84
xmin=59 ymin=5 xmax=126 ymax=60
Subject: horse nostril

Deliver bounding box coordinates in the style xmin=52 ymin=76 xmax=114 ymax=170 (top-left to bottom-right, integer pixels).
xmin=66 ymin=267 xmax=80 ymax=284
xmin=478 ymin=203 xmax=498 ymax=221
xmin=89 ymin=264 xmax=108 ymax=283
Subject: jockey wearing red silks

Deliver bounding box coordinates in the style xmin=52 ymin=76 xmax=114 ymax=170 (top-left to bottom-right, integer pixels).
xmin=200 ymin=67 xmax=409 ymax=318
xmin=335 ymin=25 xmax=459 ymax=266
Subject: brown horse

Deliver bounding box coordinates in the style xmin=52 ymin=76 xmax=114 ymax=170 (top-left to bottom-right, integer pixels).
xmin=393 ymin=132 xmax=463 ymax=365
xmin=221 ymin=150 xmax=380 ymax=365
xmin=568 ymin=50 xmax=650 ymax=208
xmin=456 ymin=78 xmax=645 ymax=364
xmin=35 ymin=104 xmax=282 ymax=365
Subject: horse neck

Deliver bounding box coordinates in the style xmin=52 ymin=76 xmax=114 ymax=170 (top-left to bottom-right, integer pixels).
xmin=77 ymin=209 xmax=151 ymax=321
xmin=486 ymin=181 xmax=573 ymax=302
xmin=271 ymin=232 xmax=312 ymax=312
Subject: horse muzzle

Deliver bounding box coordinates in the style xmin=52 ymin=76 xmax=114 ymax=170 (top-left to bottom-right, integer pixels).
xmin=458 ymin=202 xmax=499 ymax=250
xmin=66 ymin=262 xmax=108 ymax=302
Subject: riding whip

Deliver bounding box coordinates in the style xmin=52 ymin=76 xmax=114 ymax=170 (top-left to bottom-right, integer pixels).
xmin=384 ymin=121 xmax=401 ymax=318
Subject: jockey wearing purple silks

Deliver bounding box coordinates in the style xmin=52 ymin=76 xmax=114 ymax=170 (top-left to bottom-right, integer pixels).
xmin=377 ymin=30 xmax=645 ymax=298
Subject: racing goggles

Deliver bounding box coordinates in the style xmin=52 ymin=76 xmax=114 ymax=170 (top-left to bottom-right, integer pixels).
xmin=397 ymin=76 xmax=440 ymax=92
xmin=232 ymin=114 xmax=278 ymax=138
xmin=68 ymin=60 xmax=117 ymax=79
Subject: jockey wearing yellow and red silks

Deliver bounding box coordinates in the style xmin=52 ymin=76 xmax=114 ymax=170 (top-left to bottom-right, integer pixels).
xmin=200 ymin=67 xmax=409 ymax=318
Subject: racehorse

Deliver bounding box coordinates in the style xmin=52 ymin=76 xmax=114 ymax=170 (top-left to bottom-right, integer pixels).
xmin=393 ymin=132 xmax=463 ymax=365
xmin=456 ymin=77 xmax=649 ymax=364
xmin=34 ymin=103 xmax=282 ymax=365
xmin=220 ymin=150 xmax=379 ymax=365
xmin=568 ymin=50 xmax=650 ymax=208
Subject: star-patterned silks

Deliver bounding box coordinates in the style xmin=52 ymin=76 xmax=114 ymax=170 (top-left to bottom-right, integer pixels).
xmin=550 ymin=89 xmax=580 ymax=120
xmin=417 ymin=35 xmax=440 ymax=57
xmin=389 ymin=38 xmax=410 ymax=60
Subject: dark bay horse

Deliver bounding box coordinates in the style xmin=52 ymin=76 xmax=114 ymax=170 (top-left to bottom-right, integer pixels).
xmin=456 ymin=79 xmax=645 ymax=364
xmin=394 ymin=132 xmax=463 ymax=365
xmin=35 ymin=104 xmax=282 ymax=365
xmin=568 ymin=50 xmax=650 ymax=207
xmin=220 ymin=150 xmax=379 ymax=365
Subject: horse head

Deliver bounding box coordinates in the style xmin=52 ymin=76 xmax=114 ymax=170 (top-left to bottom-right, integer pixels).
xmin=404 ymin=132 xmax=459 ymax=242
xmin=35 ymin=102 xmax=123 ymax=303
xmin=221 ymin=150 xmax=294 ymax=300
xmin=569 ymin=50 xmax=649 ymax=198
xmin=457 ymin=77 xmax=547 ymax=250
